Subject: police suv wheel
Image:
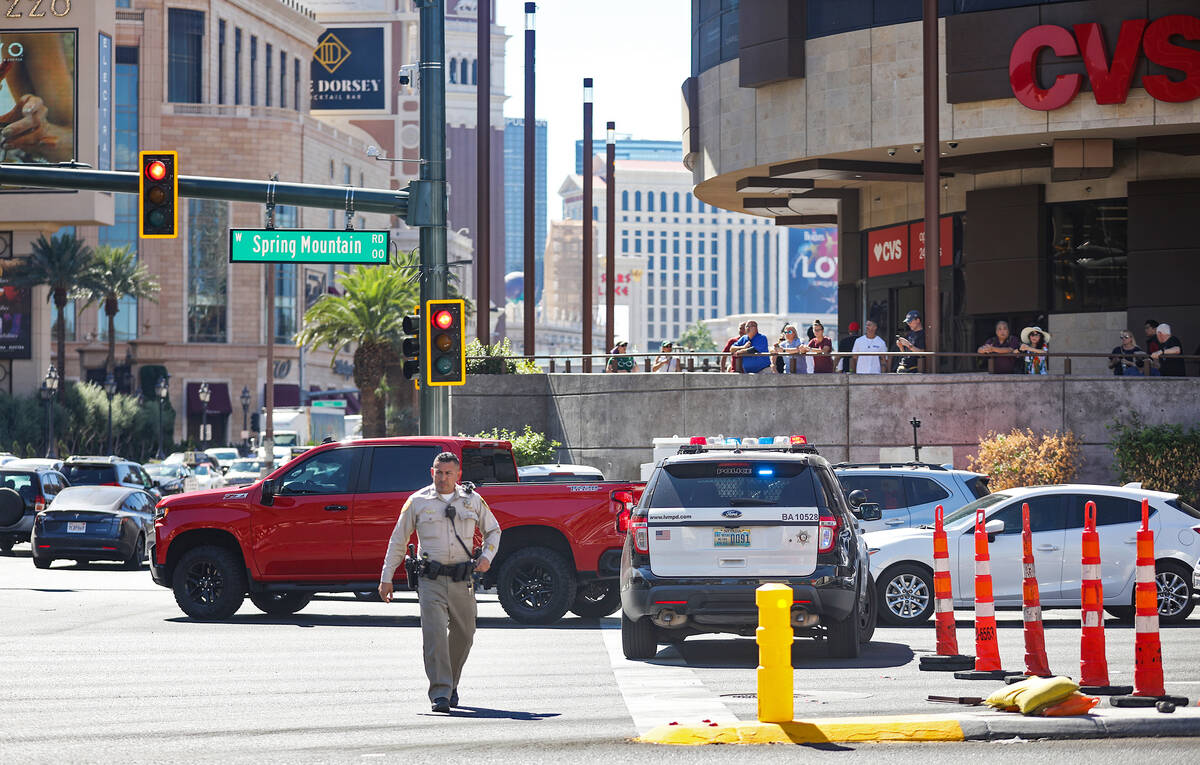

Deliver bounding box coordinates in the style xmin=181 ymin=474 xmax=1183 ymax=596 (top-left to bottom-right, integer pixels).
xmin=496 ymin=546 xmax=576 ymax=624
xmin=250 ymin=591 xmax=314 ymax=616
xmin=621 ymin=612 xmax=658 ymax=660
xmin=569 ymin=581 xmax=622 ymax=618
xmin=826 ymin=587 xmax=863 ymax=659
xmin=172 ymin=545 xmax=247 ymax=620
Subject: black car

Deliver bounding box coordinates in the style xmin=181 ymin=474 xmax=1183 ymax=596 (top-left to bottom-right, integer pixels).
xmin=619 ymin=444 xmax=880 ymax=660
xmin=62 ymin=456 xmax=161 ymax=499
xmin=31 ymin=486 xmax=156 ymax=569
xmin=0 ymin=467 xmax=70 ymax=552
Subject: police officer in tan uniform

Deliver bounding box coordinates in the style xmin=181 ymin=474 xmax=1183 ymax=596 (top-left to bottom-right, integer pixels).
xmin=379 ymin=452 xmax=501 ymax=713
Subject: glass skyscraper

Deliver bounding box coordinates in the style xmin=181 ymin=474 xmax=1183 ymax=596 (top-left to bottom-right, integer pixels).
xmin=503 ymin=117 xmax=547 ymax=301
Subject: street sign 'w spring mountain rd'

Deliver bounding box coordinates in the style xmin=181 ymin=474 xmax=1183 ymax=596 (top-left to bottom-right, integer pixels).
xmin=228 ymin=229 xmax=390 ymax=264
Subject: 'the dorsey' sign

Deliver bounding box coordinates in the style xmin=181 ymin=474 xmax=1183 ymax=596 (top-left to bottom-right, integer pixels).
xmin=310 ymin=27 xmax=387 ymax=111
xmin=1010 ymin=14 xmax=1200 ymax=111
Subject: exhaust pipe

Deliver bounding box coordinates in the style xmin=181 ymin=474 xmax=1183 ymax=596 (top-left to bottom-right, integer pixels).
xmin=652 ymin=609 xmax=689 ymax=628
xmin=791 ymin=609 xmax=818 ymax=628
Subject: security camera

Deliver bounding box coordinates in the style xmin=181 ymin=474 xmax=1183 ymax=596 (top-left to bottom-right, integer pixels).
xmin=398 ymin=64 xmax=418 ymax=89
xmin=366 ymin=146 xmax=380 ymax=158
xmin=887 ymin=148 xmax=896 ymax=157
xmin=947 ymin=141 xmax=959 ymax=149
xmin=913 ymin=145 xmax=922 ymax=154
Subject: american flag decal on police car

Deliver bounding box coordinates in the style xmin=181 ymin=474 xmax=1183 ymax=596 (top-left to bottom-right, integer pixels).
xmin=655 ymin=529 xmax=671 ymax=540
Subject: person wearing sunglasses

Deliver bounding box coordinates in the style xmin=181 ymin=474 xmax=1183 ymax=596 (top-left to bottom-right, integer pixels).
xmin=1108 ymin=331 xmax=1146 ymax=376
xmin=1019 ymin=326 xmax=1050 ymax=375
xmin=606 ymin=341 xmax=635 ymax=373
xmin=773 ymin=324 xmax=808 ymax=374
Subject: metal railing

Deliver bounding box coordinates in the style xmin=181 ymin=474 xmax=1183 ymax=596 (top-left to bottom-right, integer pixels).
xmin=466 ymin=350 xmax=1200 ymax=375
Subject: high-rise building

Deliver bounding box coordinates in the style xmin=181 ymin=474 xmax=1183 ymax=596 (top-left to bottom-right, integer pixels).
xmin=574 ymin=138 xmax=682 ymax=175
xmin=503 ymin=117 xmax=547 ymax=300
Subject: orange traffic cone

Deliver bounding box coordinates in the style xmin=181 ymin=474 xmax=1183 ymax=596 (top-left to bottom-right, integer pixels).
xmin=1112 ymin=499 xmax=1189 ymax=707
xmin=920 ymin=505 xmax=974 ymax=672
xmin=1078 ymin=500 xmax=1133 ymax=695
xmin=955 ymin=508 xmax=1021 ymax=680
xmin=1019 ymin=502 xmax=1052 ymax=678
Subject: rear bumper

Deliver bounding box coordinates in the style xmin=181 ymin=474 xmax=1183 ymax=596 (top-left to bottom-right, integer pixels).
xmin=32 ymin=529 xmax=133 ymax=561
xmin=621 ymin=564 xmax=857 ymax=629
xmin=0 ymin=512 xmax=35 ymax=543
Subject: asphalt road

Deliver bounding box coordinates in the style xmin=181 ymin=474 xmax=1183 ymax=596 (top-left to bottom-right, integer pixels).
xmin=3 ymin=548 xmax=1199 ymax=764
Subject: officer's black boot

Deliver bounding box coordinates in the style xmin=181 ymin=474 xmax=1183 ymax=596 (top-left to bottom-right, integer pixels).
xmin=431 ymin=697 xmax=450 ymax=713
xmin=450 ymin=689 xmax=459 ymax=707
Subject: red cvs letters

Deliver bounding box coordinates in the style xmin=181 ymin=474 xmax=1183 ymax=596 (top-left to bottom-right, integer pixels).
xmin=1010 ymin=15 xmax=1200 ymax=110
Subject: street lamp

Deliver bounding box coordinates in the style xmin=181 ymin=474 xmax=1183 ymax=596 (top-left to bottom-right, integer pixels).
xmin=240 ymin=385 xmax=251 ymax=455
xmin=104 ymin=372 xmax=117 ymax=455
xmin=155 ymin=373 xmax=170 ymax=460
xmin=198 ymin=381 xmax=212 ymax=448
xmin=40 ymin=365 xmax=59 ymax=458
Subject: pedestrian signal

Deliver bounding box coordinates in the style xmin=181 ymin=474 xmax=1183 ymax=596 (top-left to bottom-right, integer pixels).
xmin=139 ymin=151 xmax=178 ymax=238
xmin=425 ymin=299 xmax=464 ymax=387
xmin=401 ymin=313 xmax=422 ymax=381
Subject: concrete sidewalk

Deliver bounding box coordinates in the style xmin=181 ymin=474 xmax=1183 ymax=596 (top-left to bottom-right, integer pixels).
xmin=637 ymin=706 xmax=1200 ymax=745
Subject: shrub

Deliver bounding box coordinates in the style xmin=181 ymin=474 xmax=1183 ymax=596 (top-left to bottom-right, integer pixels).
xmin=462 ymin=424 xmax=561 ymax=466
xmin=968 ymin=428 xmax=1082 ymax=490
xmin=465 ymin=337 xmax=540 ymax=375
xmin=1108 ymin=416 xmax=1200 ymax=506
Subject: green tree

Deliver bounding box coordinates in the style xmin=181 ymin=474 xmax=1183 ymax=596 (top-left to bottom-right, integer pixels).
xmin=9 ymin=232 xmax=93 ymax=398
xmin=677 ymin=320 xmax=718 ymax=351
xmin=464 ymin=424 xmax=561 ymax=466
xmin=77 ymin=245 xmax=161 ymax=376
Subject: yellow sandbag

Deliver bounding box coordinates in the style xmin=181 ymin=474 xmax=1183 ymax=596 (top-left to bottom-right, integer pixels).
xmin=1012 ymin=676 xmax=1079 ymax=715
xmin=1040 ymin=692 xmax=1100 ymax=717
xmin=984 ymin=679 xmax=1031 ymax=710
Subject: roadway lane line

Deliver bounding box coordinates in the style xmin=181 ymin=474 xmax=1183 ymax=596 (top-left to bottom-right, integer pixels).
xmin=601 ymin=625 xmax=738 ymax=736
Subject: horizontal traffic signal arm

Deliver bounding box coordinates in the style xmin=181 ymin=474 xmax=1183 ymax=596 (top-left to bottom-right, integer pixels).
xmin=0 ymin=164 xmax=410 ymax=218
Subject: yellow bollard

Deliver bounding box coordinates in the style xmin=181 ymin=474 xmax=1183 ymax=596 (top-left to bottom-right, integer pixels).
xmin=756 ymin=583 xmax=794 ymax=723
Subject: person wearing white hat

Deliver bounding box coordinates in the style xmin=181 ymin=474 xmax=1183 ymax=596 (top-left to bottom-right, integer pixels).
xmin=1019 ymin=326 xmax=1051 ymax=375
xmin=1151 ymin=323 xmax=1185 ymax=377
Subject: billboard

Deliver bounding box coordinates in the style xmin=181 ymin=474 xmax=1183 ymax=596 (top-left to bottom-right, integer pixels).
xmin=787 ymin=227 xmax=839 ymax=316
xmin=310 ymin=27 xmax=387 ymax=112
xmin=0 ymin=30 xmax=77 ymax=169
xmin=0 ymin=278 xmax=32 ymax=360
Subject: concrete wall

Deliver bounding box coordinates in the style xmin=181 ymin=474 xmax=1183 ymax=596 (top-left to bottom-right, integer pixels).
xmin=451 ymin=374 xmax=1200 ymax=483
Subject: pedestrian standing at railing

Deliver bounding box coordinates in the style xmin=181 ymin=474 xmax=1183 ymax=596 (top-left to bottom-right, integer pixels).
xmin=1150 ymin=324 xmax=1186 ymax=377
xmin=1108 ymin=331 xmax=1146 ymax=376
xmin=774 ymin=324 xmax=808 ymax=374
xmin=1020 ymin=326 xmax=1050 ymax=375
xmin=978 ymin=320 xmax=1022 ymax=374
xmin=652 ymin=341 xmax=681 ymax=372
xmin=731 ymin=320 xmax=771 ymax=374
xmin=894 ymin=310 xmax=925 ymax=373
xmin=722 ymin=321 xmax=746 ymax=373
xmin=605 ymin=341 xmax=635 ymax=373
xmin=836 ymin=322 xmax=859 ymax=372
xmin=807 ymin=320 xmax=834 ymax=373
xmin=850 ymin=320 xmax=888 ymax=374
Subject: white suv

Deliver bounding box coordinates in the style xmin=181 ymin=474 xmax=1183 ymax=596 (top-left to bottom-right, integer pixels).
xmin=834 ymin=462 xmax=990 ymax=533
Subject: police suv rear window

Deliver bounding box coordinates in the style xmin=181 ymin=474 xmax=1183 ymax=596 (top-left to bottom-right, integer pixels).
xmin=648 ymin=461 xmax=817 ymax=508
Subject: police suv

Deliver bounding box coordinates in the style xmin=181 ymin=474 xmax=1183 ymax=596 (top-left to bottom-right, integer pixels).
xmin=619 ymin=440 xmax=881 ymax=660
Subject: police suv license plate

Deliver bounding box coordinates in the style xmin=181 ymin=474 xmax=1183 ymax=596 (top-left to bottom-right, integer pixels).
xmin=67 ymin=522 xmax=86 ymax=533
xmin=713 ymin=527 xmax=751 ymax=547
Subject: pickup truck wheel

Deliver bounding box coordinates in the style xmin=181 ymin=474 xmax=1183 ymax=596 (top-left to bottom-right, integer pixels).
xmin=172 ymin=545 xmax=246 ymax=620
xmin=497 ymin=546 xmax=576 ymax=624
xmin=876 ymin=563 xmax=935 ymax=626
xmin=250 ymin=592 xmax=314 ymax=616
xmin=826 ymin=587 xmax=863 ymax=659
xmin=621 ymin=612 xmax=659 ymax=660
xmin=569 ymin=581 xmax=621 ymax=618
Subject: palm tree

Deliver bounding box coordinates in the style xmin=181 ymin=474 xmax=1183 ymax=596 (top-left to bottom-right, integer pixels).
xmin=10 ymin=232 xmax=94 ymax=399
xmin=295 ymin=260 xmax=418 ymax=438
xmin=77 ymin=245 xmax=161 ymax=376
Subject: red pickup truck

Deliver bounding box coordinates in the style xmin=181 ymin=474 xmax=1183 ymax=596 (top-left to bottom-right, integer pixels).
xmin=151 ymin=437 xmax=642 ymax=624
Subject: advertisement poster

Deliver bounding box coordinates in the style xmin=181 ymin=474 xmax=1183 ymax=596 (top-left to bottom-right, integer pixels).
xmin=787 ymin=227 xmax=839 ymax=316
xmin=0 ymin=30 xmax=77 ymax=169
xmin=0 ymin=279 xmax=32 ymax=360
xmin=310 ymin=27 xmax=387 ymax=112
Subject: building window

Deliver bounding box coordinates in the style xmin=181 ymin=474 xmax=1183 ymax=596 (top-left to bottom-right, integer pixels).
xmin=235 ymin=28 xmax=242 ymax=105
xmin=686 ymin=194 xmax=693 ymax=213
xmin=218 ymin=21 xmax=226 ymax=105
xmin=635 ymin=191 xmax=641 ymax=211
xmin=188 ymin=199 xmax=229 ymax=343
xmin=265 ymin=43 xmax=273 ymax=107
xmin=1048 ymin=199 xmax=1128 ymax=313
xmin=622 ymin=236 xmax=628 ymax=254
xmin=648 ymin=238 xmax=655 ymax=254
xmin=622 ymin=190 xmax=629 ymax=210
xmin=462 ymin=58 xmax=470 ymax=85
xmin=450 ymin=57 xmax=457 ymax=84
xmin=647 ymin=192 xmax=654 ymax=212
xmin=280 ymin=50 xmax=287 ymax=108
xmin=472 ymin=59 xmax=478 ymax=85
xmin=635 ymin=238 xmax=642 ymax=254
xmin=167 ymin=8 xmax=204 ymax=104
xmin=250 ymin=36 xmax=258 ymax=106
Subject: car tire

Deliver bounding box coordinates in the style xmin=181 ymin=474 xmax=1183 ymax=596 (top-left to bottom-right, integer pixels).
xmin=172 ymin=545 xmax=247 ymax=620
xmin=859 ymin=574 xmax=878 ymax=644
xmin=569 ymin=580 xmax=622 ymax=618
xmin=250 ymin=592 xmax=314 ymax=616
xmin=123 ymin=534 xmax=145 ymax=570
xmin=354 ymin=590 xmax=383 ymax=602
xmin=32 ymin=555 xmax=51 ymax=569
xmin=1156 ymin=560 xmax=1195 ymax=625
xmin=0 ymin=537 xmax=14 ymax=553
xmin=826 ymin=587 xmax=863 ymax=659
xmin=496 ymin=546 xmax=576 ymax=625
xmin=876 ymin=563 xmax=935 ymax=626
xmin=621 ymin=612 xmax=659 ymax=660
xmin=0 ymin=488 xmax=22 ymax=527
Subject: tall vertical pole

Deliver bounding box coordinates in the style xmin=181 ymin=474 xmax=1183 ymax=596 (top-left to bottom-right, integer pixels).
xmin=265 ymin=264 xmax=275 ymax=473
xmin=523 ymin=2 xmax=536 ymax=358
xmin=922 ymin=0 xmax=941 ymax=370
xmin=582 ymin=77 xmax=594 ymax=372
xmin=605 ymin=121 xmax=616 ymax=352
xmin=418 ymin=0 xmax=450 ymax=435
xmin=476 ymin=0 xmax=491 ymax=343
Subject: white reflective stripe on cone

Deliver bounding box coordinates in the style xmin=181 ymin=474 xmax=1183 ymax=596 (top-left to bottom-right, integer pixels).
xmin=1022 ymin=563 xmax=1036 ymax=579
xmin=976 ymin=601 xmax=995 ymax=618
xmin=1136 ymin=614 xmax=1159 ymax=633
xmin=976 ymin=559 xmax=991 ymax=576
xmin=936 ymin=599 xmax=954 ymax=613
xmin=1084 ymin=610 xmax=1100 ymax=628
xmin=1136 ymin=565 xmax=1155 ymax=584
xmin=1023 ymin=606 xmax=1042 ymax=622
xmin=934 ymin=558 xmax=950 ymax=572
xmin=1082 ymin=564 xmax=1101 ymax=581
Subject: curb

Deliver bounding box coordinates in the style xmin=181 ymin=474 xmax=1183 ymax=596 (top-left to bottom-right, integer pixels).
xmin=636 ymin=708 xmax=1200 ymax=746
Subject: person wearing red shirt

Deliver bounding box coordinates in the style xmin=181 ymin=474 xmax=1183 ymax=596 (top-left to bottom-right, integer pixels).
xmin=808 ymin=320 xmax=834 ymax=373
xmin=722 ymin=321 xmax=746 ymax=373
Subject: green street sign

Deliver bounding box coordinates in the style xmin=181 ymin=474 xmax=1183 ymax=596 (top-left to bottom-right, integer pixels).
xmin=228 ymin=229 xmax=389 ymax=265
xmin=312 ymin=400 xmax=347 ymax=408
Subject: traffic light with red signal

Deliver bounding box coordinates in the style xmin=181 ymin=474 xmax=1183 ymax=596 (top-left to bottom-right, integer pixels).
xmin=139 ymin=151 xmax=178 ymax=238
xmin=424 ymin=299 xmax=465 ymax=386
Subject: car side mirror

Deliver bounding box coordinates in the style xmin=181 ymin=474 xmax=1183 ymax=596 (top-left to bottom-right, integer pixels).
xmin=857 ymin=502 xmax=882 ymax=522
xmin=985 ymin=519 xmax=1004 ymax=536
xmin=847 ymin=489 xmax=867 ymax=508
xmin=260 ymin=478 xmax=276 ymax=506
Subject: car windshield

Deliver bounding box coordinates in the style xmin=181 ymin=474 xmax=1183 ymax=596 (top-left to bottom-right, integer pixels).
xmin=145 ymin=465 xmax=178 ymax=477
xmin=209 ymin=450 xmax=237 ymax=460
xmin=941 ymin=492 xmax=1011 ymax=527
xmin=648 ymin=461 xmax=817 ymax=508
xmin=63 ymin=464 xmax=117 ymax=485
xmin=230 ymin=460 xmax=261 ymax=472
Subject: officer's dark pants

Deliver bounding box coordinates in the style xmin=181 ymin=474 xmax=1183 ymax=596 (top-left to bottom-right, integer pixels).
xmin=418 ymin=575 xmax=477 ymax=701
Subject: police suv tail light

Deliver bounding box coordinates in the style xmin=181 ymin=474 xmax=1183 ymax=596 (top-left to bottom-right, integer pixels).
xmin=818 ymin=514 xmax=840 ymax=553
xmin=632 ymin=519 xmax=649 ymax=554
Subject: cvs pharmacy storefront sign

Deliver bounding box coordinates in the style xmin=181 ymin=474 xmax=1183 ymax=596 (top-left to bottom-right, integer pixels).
xmin=1010 ymin=14 xmax=1200 ymax=111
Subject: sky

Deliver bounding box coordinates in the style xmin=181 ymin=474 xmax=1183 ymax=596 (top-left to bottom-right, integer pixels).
xmin=492 ymin=0 xmax=691 ymax=218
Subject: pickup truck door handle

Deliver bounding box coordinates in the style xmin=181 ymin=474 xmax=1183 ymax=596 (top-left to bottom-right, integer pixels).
xmin=1035 ymin=544 xmax=1059 ymax=552
xmin=884 ymin=519 xmax=905 ymax=526
xmin=324 ymin=504 xmax=348 ymax=512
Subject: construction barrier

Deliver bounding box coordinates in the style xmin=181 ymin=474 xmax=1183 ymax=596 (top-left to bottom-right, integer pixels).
xmin=1078 ymin=500 xmax=1133 ymax=695
xmin=1111 ymin=499 xmax=1189 ymax=708
xmin=919 ymin=505 xmax=974 ymax=672
xmin=955 ymin=508 xmax=1020 ymax=681
xmin=756 ymin=583 xmax=793 ymax=723
xmin=1019 ymin=502 xmax=1052 ymax=678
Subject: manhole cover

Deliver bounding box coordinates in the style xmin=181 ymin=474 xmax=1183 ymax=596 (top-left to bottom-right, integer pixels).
xmin=721 ymin=691 xmax=873 ymax=700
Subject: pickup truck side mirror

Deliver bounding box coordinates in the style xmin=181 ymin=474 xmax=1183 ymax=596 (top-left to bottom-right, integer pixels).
xmin=847 ymin=489 xmax=867 ymax=508
xmin=260 ymin=478 xmax=276 ymax=506
xmin=856 ymin=502 xmax=882 ymax=522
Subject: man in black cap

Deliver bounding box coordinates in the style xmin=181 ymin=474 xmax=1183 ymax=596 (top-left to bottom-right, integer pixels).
xmin=894 ymin=310 xmax=925 ymax=373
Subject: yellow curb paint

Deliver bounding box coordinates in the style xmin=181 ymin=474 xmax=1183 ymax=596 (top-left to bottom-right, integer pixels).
xmin=636 ymin=715 xmax=966 ymax=746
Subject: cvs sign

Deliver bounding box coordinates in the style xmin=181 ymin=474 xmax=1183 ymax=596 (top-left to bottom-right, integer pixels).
xmin=867 ymin=224 xmax=908 ymax=277
xmin=1010 ymin=14 xmax=1200 ymax=111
